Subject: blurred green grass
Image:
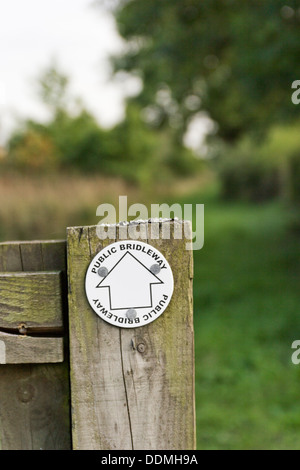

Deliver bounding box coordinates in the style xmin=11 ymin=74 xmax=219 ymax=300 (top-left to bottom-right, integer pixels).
xmin=188 ymin=194 xmax=300 ymax=449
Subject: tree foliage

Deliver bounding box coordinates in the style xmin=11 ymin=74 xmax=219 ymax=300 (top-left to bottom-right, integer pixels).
xmin=104 ymin=0 xmax=300 ymax=142
xmin=37 ymin=65 xmax=70 ymax=114
xmin=6 ymin=65 xmax=198 ymax=183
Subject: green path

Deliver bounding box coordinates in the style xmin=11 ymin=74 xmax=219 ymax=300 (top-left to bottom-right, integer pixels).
xmin=190 ymin=198 xmax=300 ymax=449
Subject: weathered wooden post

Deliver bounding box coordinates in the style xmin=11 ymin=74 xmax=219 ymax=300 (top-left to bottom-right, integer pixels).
xmin=67 ymin=220 xmax=195 ymax=450
xmin=0 ymin=240 xmax=71 ymax=450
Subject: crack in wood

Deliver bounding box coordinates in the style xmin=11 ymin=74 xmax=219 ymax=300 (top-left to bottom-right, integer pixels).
xmin=119 ymin=329 xmax=134 ymax=450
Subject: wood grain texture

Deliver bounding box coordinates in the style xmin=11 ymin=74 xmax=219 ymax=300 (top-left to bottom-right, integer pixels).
xmin=0 ymin=271 xmax=63 ymax=331
xmin=67 ymin=221 xmax=195 ymax=450
xmin=0 ymin=364 xmax=70 ymax=450
xmin=0 ymin=331 xmax=64 ymax=364
xmin=120 ymin=221 xmax=195 ymax=450
xmin=67 ymin=226 xmax=132 ymax=450
xmin=0 ymin=240 xmax=71 ymax=450
xmin=0 ymin=240 xmax=66 ymax=272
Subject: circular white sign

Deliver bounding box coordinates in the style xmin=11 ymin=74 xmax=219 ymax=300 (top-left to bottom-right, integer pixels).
xmin=85 ymin=240 xmax=174 ymax=328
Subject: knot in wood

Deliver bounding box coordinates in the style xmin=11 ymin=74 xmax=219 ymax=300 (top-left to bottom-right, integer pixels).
xmin=17 ymin=383 xmax=35 ymax=403
xmin=137 ymin=342 xmax=146 ymax=354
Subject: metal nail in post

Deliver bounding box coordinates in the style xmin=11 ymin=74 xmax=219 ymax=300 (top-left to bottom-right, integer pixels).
xmin=126 ymin=309 xmax=137 ymax=320
xmin=98 ymin=267 xmax=108 ymax=277
xmin=150 ymin=264 xmax=161 ymax=275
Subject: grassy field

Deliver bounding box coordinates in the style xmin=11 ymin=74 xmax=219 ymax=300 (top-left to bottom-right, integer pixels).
xmin=0 ymin=171 xmax=209 ymax=241
xmin=1 ymin=172 xmax=300 ymax=449
xmin=0 ymin=172 xmax=138 ymax=241
xmin=189 ymin=193 xmax=300 ymax=449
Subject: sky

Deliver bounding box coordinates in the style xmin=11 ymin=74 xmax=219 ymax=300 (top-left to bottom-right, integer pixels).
xmin=0 ymin=0 xmax=141 ymax=145
xmin=0 ymin=0 xmax=208 ymax=151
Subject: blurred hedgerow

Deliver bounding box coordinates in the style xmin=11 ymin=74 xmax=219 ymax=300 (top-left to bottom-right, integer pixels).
xmin=4 ymin=65 xmax=200 ymax=186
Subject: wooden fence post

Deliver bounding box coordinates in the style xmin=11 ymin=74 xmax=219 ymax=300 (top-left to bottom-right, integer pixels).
xmin=0 ymin=240 xmax=71 ymax=450
xmin=67 ymin=220 xmax=195 ymax=450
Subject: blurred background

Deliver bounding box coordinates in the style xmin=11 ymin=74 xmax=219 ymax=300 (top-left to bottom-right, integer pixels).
xmin=1 ymin=0 xmax=300 ymax=449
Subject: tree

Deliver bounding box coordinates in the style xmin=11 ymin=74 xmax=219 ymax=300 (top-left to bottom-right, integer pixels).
xmin=37 ymin=64 xmax=70 ymax=116
xmin=8 ymin=128 xmax=58 ymax=171
xmin=7 ymin=65 xmax=198 ymax=182
xmin=100 ymin=0 xmax=300 ymax=144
